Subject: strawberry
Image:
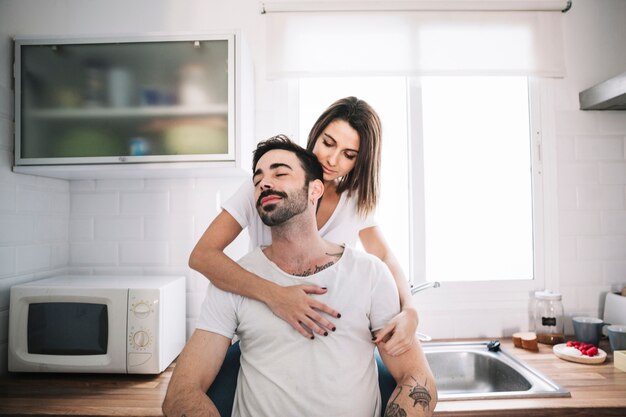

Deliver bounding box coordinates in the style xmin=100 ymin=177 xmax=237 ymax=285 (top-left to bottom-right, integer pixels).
xmin=566 ymin=340 xmax=600 ymax=356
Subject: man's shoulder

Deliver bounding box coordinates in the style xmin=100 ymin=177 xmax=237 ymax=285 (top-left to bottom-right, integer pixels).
xmin=343 ymin=246 xmax=385 ymax=267
xmin=341 ymin=247 xmax=391 ymax=279
xmin=237 ymin=247 xmax=266 ymax=265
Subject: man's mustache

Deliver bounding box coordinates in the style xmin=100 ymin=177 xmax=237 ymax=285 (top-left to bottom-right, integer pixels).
xmin=256 ymin=189 xmax=288 ymax=207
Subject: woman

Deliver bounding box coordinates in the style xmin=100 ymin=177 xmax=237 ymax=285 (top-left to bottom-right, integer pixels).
xmin=190 ymin=96 xmax=417 ymax=349
xmin=190 ymin=97 xmax=418 ymax=414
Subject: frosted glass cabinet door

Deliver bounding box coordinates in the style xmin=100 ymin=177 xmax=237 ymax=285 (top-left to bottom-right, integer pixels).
xmin=15 ymin=36 xmax=235 ymax=165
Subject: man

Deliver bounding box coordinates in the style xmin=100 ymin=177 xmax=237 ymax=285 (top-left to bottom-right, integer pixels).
xmin=162 ymin=135 xmax=437 ymax=417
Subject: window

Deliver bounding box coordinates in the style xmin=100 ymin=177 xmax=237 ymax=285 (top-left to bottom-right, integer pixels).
xmin=299 ymin=76 xmax=540 ymax=284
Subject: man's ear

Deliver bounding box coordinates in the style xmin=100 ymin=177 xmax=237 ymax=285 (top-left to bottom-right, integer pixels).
xmin=309 ymin=179 xmax=324 ymax=202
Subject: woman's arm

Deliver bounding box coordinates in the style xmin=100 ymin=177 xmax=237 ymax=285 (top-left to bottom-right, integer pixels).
xmin=189 ymin=210 xmax=339 ymax=338
xmin=360 ymin=226 xmax=419 ymax=356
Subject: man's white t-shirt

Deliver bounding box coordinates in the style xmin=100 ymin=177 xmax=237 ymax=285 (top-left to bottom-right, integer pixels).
xmin=223 ymin=181 xmax=377 ymax=248
xmin=197 ymin=246 xmax=400 ymax=417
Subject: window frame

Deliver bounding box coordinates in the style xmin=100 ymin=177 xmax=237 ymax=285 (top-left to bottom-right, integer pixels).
xmin=407 ymin=76 xmax=547 ymax=294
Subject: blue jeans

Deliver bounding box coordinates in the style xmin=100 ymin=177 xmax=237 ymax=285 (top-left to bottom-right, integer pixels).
xmin=207 ymin=342 xmax=396 ymax=417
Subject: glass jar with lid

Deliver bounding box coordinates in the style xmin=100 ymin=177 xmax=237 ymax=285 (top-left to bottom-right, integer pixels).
xmin=534 ymin=290 xmax=565 ymax=345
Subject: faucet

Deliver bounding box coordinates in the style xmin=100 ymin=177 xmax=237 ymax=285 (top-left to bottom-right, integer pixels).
xmin=411 ymin=281 xmax=440 ymax=295
xmin=410 ymin=281 xmax=440 ymax=342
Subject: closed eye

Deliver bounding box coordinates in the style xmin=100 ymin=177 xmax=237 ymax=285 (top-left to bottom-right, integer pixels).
xmin=322 ymin=134 xmax=337 ymax=148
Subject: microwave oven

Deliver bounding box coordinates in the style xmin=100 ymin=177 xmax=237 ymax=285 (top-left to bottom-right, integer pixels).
xmin=8 ymin=275 xmax=186 ymax=374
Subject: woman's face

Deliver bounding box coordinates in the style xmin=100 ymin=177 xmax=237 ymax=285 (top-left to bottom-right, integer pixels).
xmin=312 ymin=119 xmax=360 ymax=182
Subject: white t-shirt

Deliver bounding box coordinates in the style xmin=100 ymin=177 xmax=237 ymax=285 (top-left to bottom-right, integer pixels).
xmin=197 ymin=246 xmax=400 ymax=417
xmin=223 ymin=181 xmax=377 ymax=248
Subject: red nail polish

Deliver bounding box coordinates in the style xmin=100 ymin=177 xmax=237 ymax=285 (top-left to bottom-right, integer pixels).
xmin=337 ymin=313 xmax=341 ymax=318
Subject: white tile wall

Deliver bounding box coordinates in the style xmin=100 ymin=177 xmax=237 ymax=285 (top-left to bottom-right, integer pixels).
xmin=576 ymin=185 xmax=625 ymax=210
xmin=558 ymin=162 xmax=599 ymax=185
xmin=16 ymin=245 xmax=52 ymax=273
xmin=119 ymin=242 xmax=169 ymax=265
xmin=575 ymin=135 xmax=624 ymax=160
xmin=599 ymin=162 xmax=626 ymax=184
xmin=553 ymin=112 xmax=626 ymax=324
xmin=0 ymin=247 xmax=15 ymax=277
xmin=120 ymin=191 xmax=170 ymax=214
xmin=95 ymin=217 xmax=143 ymax=240
xmin=70 ymin=242 xmax=118 ymax=265
xmin=67 ymin=177 xmax=249 ymax=334
xmin=539 ymin=3 xmax=626 ymax=334
xmin=71 ymin=192 xmax=119 ymax=215
xmin=606 ymin=261 xmax=626 ymax=285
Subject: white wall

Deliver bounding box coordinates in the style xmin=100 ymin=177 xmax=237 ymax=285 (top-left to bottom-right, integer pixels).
xmin=66 ymin=177 xmax=249 ymax=337
xmin=0 ymin=0 xmax=625 ymax=374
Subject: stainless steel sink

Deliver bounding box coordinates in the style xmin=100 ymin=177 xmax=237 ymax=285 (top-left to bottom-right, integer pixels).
xmin=423 ymin=341 xmax=570 ymax=401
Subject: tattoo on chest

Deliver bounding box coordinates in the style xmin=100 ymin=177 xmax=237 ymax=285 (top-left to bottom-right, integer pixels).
xmin=292 ymin=261 xmax=335 ymax=277
xmin=325 ymin=250 xmax=344 ymax=258
xmin=291 ymin=247 xmax=344 ymax=277
xmin=384 ymin=376 xmax=432 ymax=417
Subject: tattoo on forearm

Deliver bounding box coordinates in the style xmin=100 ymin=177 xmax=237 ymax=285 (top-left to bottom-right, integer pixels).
xmin=384 ymin=377 xmax=432 ymax=416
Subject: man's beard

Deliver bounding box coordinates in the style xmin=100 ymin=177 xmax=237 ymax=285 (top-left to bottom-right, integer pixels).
xmin=256 ymin=184 xmax=309 ymax=227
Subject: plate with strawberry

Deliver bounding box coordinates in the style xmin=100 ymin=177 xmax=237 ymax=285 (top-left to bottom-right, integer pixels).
xmin=553 ymin=340 xmax=607 ymax=364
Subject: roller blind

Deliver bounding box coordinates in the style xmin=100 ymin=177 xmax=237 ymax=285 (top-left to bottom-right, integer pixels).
xmin=265 ymin=10 xmax=566 ymax=78
xmin=261 ymin=0 xmax=570 ymax=13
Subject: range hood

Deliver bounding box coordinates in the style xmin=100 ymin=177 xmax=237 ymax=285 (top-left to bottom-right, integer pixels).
xmin=579 ymin=71 xmax=626 ymax=110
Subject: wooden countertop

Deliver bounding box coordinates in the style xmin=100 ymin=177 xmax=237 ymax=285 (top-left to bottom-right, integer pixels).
xmin=0 ymin=338 xmax=625 ymax=417
xmin=0 ymin=368 xmax=171 ymax=416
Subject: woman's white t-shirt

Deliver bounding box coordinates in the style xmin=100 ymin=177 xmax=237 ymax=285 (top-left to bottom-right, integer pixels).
xmin=222 ymin=181 xmax=377 ymax=249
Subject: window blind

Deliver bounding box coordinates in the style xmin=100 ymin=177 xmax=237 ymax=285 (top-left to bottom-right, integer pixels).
xmin=265 ymin=10 xmax=566 ymax=78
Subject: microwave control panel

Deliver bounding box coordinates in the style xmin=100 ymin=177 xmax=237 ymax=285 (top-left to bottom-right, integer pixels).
xmin=127 ymin=289 xmax=159 ymax=371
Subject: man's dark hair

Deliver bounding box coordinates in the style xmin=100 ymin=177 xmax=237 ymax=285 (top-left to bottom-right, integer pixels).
xmin=253 ymin=134 xmax=323 ymax=184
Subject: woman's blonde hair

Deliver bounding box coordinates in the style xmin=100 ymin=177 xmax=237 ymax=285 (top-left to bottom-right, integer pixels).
xmin=306 ymin=97 xmax=382 ymax=216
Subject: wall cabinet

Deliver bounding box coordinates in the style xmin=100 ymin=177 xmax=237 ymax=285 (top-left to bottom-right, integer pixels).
xmin=13 ymin=33 xmax=253 ymax=179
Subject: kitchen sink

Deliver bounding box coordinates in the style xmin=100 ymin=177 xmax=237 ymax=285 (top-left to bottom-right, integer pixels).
xmin=423 ymin=341 xmax=570 ymax=401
